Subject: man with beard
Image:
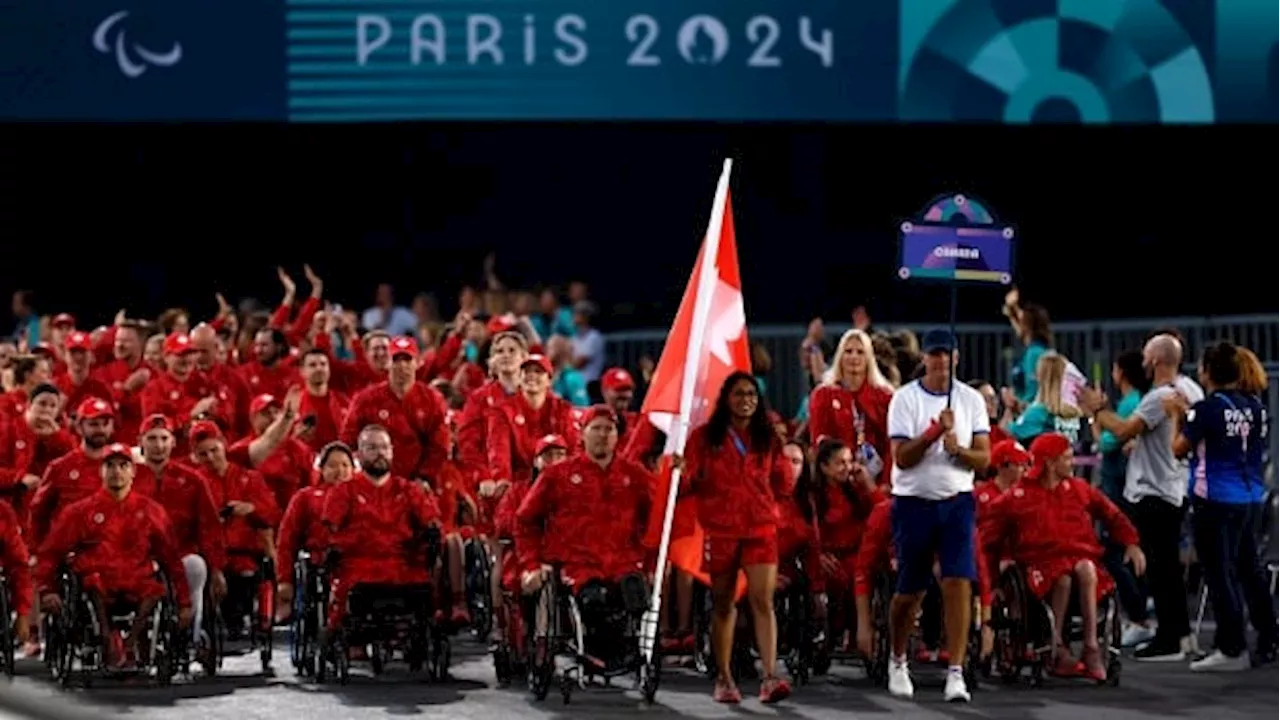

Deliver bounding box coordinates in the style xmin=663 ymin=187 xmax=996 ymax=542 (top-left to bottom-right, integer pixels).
xmin=240 ymin=328 xmax=299 ymax=401
xmin=340 ymin=337 xmax=449 ymax=486
xmin=36 ymin=443 xmax=193 ymax=669
xmin=92 ymin=321 xmax=152 ymax=443
xmin=321 ymin=425 xmax=443 ymax=634
xmin=515 ymin=407 xmax=656 ymax=656
xmin=191 ymin=323 xmax=251 ymax=440
xmin=141 ymin=333 xmax=213 ymax=456
xmin=132 ymin=414 xmax=228 ymax=651
xmin=29 ymin=398 xmax=117 ymax=548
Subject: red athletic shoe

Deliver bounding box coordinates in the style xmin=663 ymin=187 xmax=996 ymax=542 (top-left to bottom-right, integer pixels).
xmin=759 ymin=676 xmax=792 ymax=704
xmin=713 ymin=679 xmax=743 ymax=704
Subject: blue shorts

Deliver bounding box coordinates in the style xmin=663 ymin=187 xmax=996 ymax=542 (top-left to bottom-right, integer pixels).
xmin=891 ymin=493 xmax=976 ymax=594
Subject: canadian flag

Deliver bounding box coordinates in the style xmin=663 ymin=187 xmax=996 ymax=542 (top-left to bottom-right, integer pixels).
xmin=639 ymin=160 xmax=751 ymax=658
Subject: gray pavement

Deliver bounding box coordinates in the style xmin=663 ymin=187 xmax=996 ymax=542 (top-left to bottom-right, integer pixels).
xmin=3 ymin=633 xmax=1276 ymax=720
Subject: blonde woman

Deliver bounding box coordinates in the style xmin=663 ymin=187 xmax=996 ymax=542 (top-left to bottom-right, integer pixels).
xmin=808 ymin=329 xmax=895 ymax=484
xmin=1005 ymin=352 xmax=1083 ymax=445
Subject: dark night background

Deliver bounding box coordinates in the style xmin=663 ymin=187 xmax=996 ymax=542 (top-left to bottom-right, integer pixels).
xmin=0 ymin=123 xmax=1274 ymax=329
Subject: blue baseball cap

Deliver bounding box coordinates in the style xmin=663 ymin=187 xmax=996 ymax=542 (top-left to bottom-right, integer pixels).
xmin=921 ymin=329 xmax=957 ymax=354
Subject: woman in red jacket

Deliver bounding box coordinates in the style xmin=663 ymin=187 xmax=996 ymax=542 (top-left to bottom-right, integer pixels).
xmin=808 ymin=330 xmax=894 ymax=485
xmin=678 ymin=372 xmax=794 ymax=705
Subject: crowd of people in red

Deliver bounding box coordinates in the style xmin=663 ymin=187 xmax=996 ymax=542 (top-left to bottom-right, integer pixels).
xmin=0 ymin=266 xmax=1272 ymax=707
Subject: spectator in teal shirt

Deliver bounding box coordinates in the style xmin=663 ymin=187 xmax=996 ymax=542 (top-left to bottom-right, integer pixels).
xmin=547 ymin=335 xmax=590 ymax=407
xmin=1002 ymin=290 xmax=1054 ymax=406
xmin=1095 ymin=350 xmax=1149 ymax=502
xmin=530 ymin=288 xmax=576 ymax=341
xmin=1006 ymin=352 xmax=1083 ymax=446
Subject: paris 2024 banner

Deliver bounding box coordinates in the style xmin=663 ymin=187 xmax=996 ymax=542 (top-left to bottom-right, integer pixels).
xmin=1 ymin=0 xmax=1275 ymax=122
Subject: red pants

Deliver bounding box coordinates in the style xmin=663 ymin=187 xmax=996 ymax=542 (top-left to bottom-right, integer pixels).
xmin=327 ymin=560 xmax=431 ymax=629
xmin=80 ymin=571 xmax=165 ymax=604
xmin=1025 ymin=557 xmax=1115 ymax=601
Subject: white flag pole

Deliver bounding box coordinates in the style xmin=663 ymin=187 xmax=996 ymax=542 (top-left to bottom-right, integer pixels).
xmin=640 ymin=158 xmax=733 ymax=664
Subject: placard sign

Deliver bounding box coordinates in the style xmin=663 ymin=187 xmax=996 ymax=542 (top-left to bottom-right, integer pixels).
xmin=897 ymin=195 xmax=1014 ymax=285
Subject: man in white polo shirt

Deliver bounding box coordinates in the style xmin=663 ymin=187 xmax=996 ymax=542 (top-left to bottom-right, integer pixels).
xmin=886 ymin=329 xmax=991 ymax=702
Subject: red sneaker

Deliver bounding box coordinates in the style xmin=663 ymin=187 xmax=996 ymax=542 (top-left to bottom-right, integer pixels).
xmin=713 ymin=679 xmax=743 ymax=704
xmin=450 ymin=602 xmax=471 ymax=626
xmin=1081 ymin=646 xmax=1107 ymax=683
xmin=915 ymin=647 xmax=938 ymax=664
xmin=759 ymin=676 xmax=792 ymax=704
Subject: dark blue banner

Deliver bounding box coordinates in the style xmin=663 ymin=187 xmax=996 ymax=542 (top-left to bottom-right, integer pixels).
xmin=2 ymin=0 xmax=1275 ymax=122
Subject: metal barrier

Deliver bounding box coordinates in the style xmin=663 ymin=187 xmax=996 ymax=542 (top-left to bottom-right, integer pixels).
xmin=603 ymin=313 xmax=1279 ymax=421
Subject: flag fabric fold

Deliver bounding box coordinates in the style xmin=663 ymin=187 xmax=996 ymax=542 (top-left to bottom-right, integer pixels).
xmin=641 ymin=160 xmax=752 ymax=592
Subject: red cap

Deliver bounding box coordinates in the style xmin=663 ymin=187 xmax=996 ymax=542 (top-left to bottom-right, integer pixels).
xmin=101 ymin=442 xmax=133 ymax=462
xmin=163 ymin=332 xmax=197 ymax=356
xmin=486 ymin=314 xmax=517 ymax=335
xmin=249 ymin=393 xmax=280 ymax=416
xmin=389 ymin=336 xmax=419 ymax=358
xmin=990 ymin=439 xmax=1031 ymax=468
xmin=140 ymin=414 xmax=173 ymax=437
xmin=534 ymin=433 xmax=568 ymax=456
xmin=189 ymin=420 xmax=223 ymax=445
xmin=601 ymin=367 xmax=635 ymax=392
xmin=76 ymin=397 xmax=115 ymax=421
xmin=580 ymin=404 xmax=618 ymax=427
xmin=1025 ymin=433 xmax=1072 ymax=480
xmin=64 ymin=330 xmax=93 ymax=352
xmin=30 ymin=343 xmax=54 ymax=357
xmin=521 ymin=354 xmax=553 ymax=375
xmin=51 ymin=313 xmax=76 ymax=329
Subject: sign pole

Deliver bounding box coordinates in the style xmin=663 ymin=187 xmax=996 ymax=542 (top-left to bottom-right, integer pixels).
xmin=947 ymin=280 xmax=958 ymax=409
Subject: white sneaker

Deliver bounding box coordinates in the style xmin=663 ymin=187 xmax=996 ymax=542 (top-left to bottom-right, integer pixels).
xmin=943 ymin=668 xmax=971 ymax=703
xmin=1189 ymin=650 xmax=1250 ymax=673
xmin=888 ymin=659 xmax=914 ymax=699
xmin=1121 ymin=622 xmax=1157 ymax=648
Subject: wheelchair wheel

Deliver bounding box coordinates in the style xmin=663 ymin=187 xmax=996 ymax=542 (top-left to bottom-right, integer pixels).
xmin=528 ymin=581 xmax=558 ymax=701
xmin=993 ymin=568 xmax=1032 ymax=685
xmin=1103 ymin=595 xmax=1123 ymax=687
xmin=868 ymin=573 xmax=894 ymax=688
xmin=466 ymin=541 xmax=494 ymax=640
xmin=430 ymin=626 xmax=451 ymax=682
xmin=0 ymin=578 xmax=13 ymax=678
xmin=639 ymin=658 xmax=661 ymax=704
xmin=691 ymin=585 xmax=714 ymax=677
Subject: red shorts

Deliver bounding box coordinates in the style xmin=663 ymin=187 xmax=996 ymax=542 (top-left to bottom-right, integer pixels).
xmin=1024 ymin=557 xmax=1115 ymax=601
xmin=704 ymin=530 xmax=777 ymax=577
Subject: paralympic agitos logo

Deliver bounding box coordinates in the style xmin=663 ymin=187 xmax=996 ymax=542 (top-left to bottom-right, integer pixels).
xmin=92 ymin=10 xmax=183 ymax=79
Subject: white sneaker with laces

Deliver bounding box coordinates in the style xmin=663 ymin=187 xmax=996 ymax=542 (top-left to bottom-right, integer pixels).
xmin=1121 ymin=622 xmax=1156 ymax=648
xmin=1190 ymin=650 xmax=1250 ymax=673
xmin=888 ymin=659 xmax=914 ymax=699
xmin=943 ymin=668 xmax=971 ymax=703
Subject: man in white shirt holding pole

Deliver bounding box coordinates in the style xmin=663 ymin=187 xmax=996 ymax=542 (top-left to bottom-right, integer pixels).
xmin=886 ymin=329 xmax=991 ymax=703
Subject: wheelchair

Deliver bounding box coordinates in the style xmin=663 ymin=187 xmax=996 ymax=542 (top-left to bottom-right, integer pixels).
xmin=317 ymin=533 xmax=449 ymax=684
xmin=220 ymin=550 xmax=275 ymax=675
xmin=526 ymin=566 xmax=659 ymax=705
xmin=166 ymin=558 xmax=225 ymax=679
xmin=0 ymin=571 xmax=13 ymax=677
xmin=289 ymin=550 xmax=328 ymax=678
xmin=989 ymin=564 xmax=1122 ymax=687
xmin=464 ymin=535 xmax=494 ymax=642
xmin=775 ymin=555 xmax=820 ymax=685
xmin=44 ymin=565 xmax=182 ymax=688
xmin=863 ymin=569 xmax=985 ymax=691
xmin=490 ymin=539 xmax=528 ymax=688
